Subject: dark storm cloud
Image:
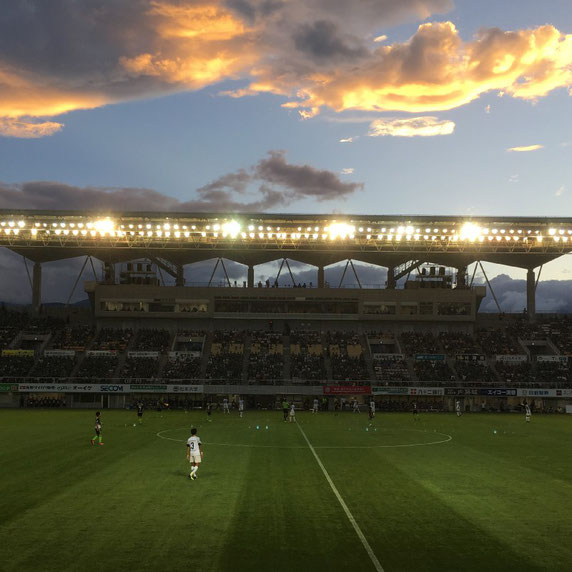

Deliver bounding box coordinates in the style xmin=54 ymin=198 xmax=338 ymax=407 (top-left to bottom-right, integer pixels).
xmin=0 ymin=151 xmax=363 ymax=212
xmin=225 ymin=0 xmax=284 ymax=23
xmin=293 ymin=21 xmax=368 ymax=61
xmin=253 ymin=151 xmax=363 ymax=201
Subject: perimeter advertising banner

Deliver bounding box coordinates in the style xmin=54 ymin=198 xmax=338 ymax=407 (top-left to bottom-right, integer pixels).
xmin=130 ymin=384 xmax=169 ymax=392
xmin=17 ymin=383 xmax=204 ymax=393
xmin=18 ymin=383 xmax=93 ymax=392
xmin=372 ymin=387 xmax=444 ymax=396
xmin=518 ymin=388 xmax=557 ymax=397
xmin=444 ymin=388 xmax=481 ymax=396
xmin=0 ymin=383 xmax=18 ymax=392
xmin=480 ymin=388 xmax=518 ymax=396
xmin=323 ymin=385 xmax=371 ymax=395
xmin=166 ymin=385 xmax=203 ymax=393
xmin=2 ymin=349 xmax=34 ymax=357
xmin=445 ymin=388 xmax=518 ymax=396
xmin=371 ymin=387 xmax=410 ymax=395
xmin=409 ymin=387 xmax=444 ymax=396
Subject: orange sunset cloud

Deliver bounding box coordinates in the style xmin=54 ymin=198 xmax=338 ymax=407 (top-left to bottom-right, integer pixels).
xmin=1 ymin=1 xmax=572 ymax=137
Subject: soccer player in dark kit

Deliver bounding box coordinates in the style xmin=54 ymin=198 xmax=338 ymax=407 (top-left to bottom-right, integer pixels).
xmin=91 ymin=411 xmax=103 ymax=445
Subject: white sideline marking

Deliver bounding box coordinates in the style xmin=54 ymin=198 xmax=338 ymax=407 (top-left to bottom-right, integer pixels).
xmin=296 ymin=423 xmax=384 ymax=572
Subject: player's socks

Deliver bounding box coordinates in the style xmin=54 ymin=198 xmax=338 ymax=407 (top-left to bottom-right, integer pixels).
xmin=91 ymin=439 xmax=95 ymax=445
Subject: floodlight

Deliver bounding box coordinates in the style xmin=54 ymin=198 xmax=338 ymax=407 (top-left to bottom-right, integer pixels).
xmin=222 ymin=220 xmax=241 ymax=238
xmin=94 ymin=218 xmax=115 ymax=235
xmin=460 ymin=222 xmax=481 ymax=241
xmin=327 ymin=223 xmax=355 ymax=239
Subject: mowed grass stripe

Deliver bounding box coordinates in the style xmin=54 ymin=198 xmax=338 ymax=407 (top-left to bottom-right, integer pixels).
xmin=2 ymin=410 xmax=572 ymax=571
xmin=301 ymin=412 xmax=572 ymax=571
xmin=297 ymin=421 xmax=384 ymax=572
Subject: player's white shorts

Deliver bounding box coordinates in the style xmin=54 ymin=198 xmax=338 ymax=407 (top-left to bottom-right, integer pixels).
xmin=190 ymin=454 xmax=202 ymax=464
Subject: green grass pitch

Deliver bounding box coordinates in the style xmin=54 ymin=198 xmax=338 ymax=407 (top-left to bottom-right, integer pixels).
xmin=1 ymin=408 xmax=572 ymax=571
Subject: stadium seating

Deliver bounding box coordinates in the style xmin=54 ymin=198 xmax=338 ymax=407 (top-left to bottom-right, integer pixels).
xmin=247 ymin=331 xmax=284 ymax=383
xmin=0 ymin=312 xmax=570 ymax=388
xmin=205 ymin=330 xmax=245 ymax=382
xmin=326 ymin=331 xmax=369 ymax=381
xmin=290 ymin=330 xmax=327 ymax=382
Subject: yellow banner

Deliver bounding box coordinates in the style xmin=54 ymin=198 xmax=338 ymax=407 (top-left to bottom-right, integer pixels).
xmin=2 ymin=349 xmax=34 ymax=357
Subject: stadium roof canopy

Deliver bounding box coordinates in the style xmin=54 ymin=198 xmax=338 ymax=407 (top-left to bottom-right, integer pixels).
xmin=1 ymin=210 xmax=571 ymax=269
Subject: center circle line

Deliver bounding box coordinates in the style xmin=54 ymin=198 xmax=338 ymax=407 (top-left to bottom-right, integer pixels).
xmin=156 ymin=427 xmax=453 ymax=449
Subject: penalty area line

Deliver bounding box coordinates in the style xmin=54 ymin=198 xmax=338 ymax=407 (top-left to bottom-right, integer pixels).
xmin=296 ymin=423 xmax=384 ymax=572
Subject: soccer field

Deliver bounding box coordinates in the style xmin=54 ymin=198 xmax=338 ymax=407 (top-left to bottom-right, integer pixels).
xmin=1 ymin=409 xmax=571 ymax=572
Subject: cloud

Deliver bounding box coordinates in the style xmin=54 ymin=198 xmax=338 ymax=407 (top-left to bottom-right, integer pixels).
xmin=281 ymin=22 xmax=572 ymax=116
xmin=4 ymin=3 xmax=572 ymax=135
xmin=555 ymin=185 xmax=565 ymax=197
xmin=0 ymin=151 xmax=363 ymax=211
xmin=484 ymin=104 xmax=491 ymax=114
xmin=341 ymin=168 xmax=354 ymax=174
xmin=368 ymin=116 xmax=455 ymax=137
xmin=478 ymin=274 xmax=572 ymax=313
xmin=339 ymin=136 xmax=355 ymax=143
xmin=373 ymin=35 xmax=387 ymax=43
xmin=507 ymin=144 xmax=544 ymax=152
xmin=292 ymin=20 xmax=367 ymax=61
xmin=0 ymin=0 xmax=453 ymax=135
xmin=252 ymin=150 xmax=363 ymax=201
xmin=508 ymin=174 xmax=519 ymax=184
xmin=0 ymin=118 xmax=63 ymax=138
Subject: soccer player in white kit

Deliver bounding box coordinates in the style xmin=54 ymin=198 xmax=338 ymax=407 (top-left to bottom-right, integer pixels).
xmin=353 ymin=399 xmax=360 ymax=413
xmin=223 ymin=398 xmax=230 ymax=414
xmin=238 ymin=398 xmax=244 ymax=418
xmin=455 ymin=400 xmax=462 ymax=416
xmin=312 ymin=398 xmax=319 ymax=414
xmin=289 ymin=403 xmax=296 ymax=423
xmin=186 ymin=427 xmax=203 ymax=480
xmin=525 ymin=402 xmax=531 ymax=422
xmin=369 ymin=399 xmax=375 ymax=420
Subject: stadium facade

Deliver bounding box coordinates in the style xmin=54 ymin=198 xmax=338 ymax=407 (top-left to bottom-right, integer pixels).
xmin=1 ymin=211 xmax=571 ymax=411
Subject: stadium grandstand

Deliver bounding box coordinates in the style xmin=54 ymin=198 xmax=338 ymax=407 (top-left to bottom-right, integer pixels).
xmin=1 ymin=210 xmax=571 ymax=412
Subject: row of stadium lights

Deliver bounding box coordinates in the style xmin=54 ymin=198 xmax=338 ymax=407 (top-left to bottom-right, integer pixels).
xmin=1 ymin=219 xmax=572 ymax=243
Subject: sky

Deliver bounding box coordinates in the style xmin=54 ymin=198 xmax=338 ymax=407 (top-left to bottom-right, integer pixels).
xmin=0 ymin=0 xmax=571 ymax=306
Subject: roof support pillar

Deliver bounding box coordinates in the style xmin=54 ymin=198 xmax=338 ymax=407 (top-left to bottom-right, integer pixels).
xmin=527 ymin=268 xmax=536 ymax=322
xmin=386 ymin=266 xmax=396 ymax=289
xmin=176 ymin=264 xmax=185 ymax=287
xmin=456 ymin=265 xmax=467 ymax=288
xmin=32 ymin=261 xmax=42 ymax=314
xmin=104 ymin=262 xmax=115 ymax=285
xmin=317 ymin=266 xmax=325 ymax=288
xmin=247 ymin=265 xmax=254 ymax=288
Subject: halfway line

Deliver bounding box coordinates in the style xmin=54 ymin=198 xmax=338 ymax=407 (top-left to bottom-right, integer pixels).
xmin=296 ymin=423 xmax=384 ymax=572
